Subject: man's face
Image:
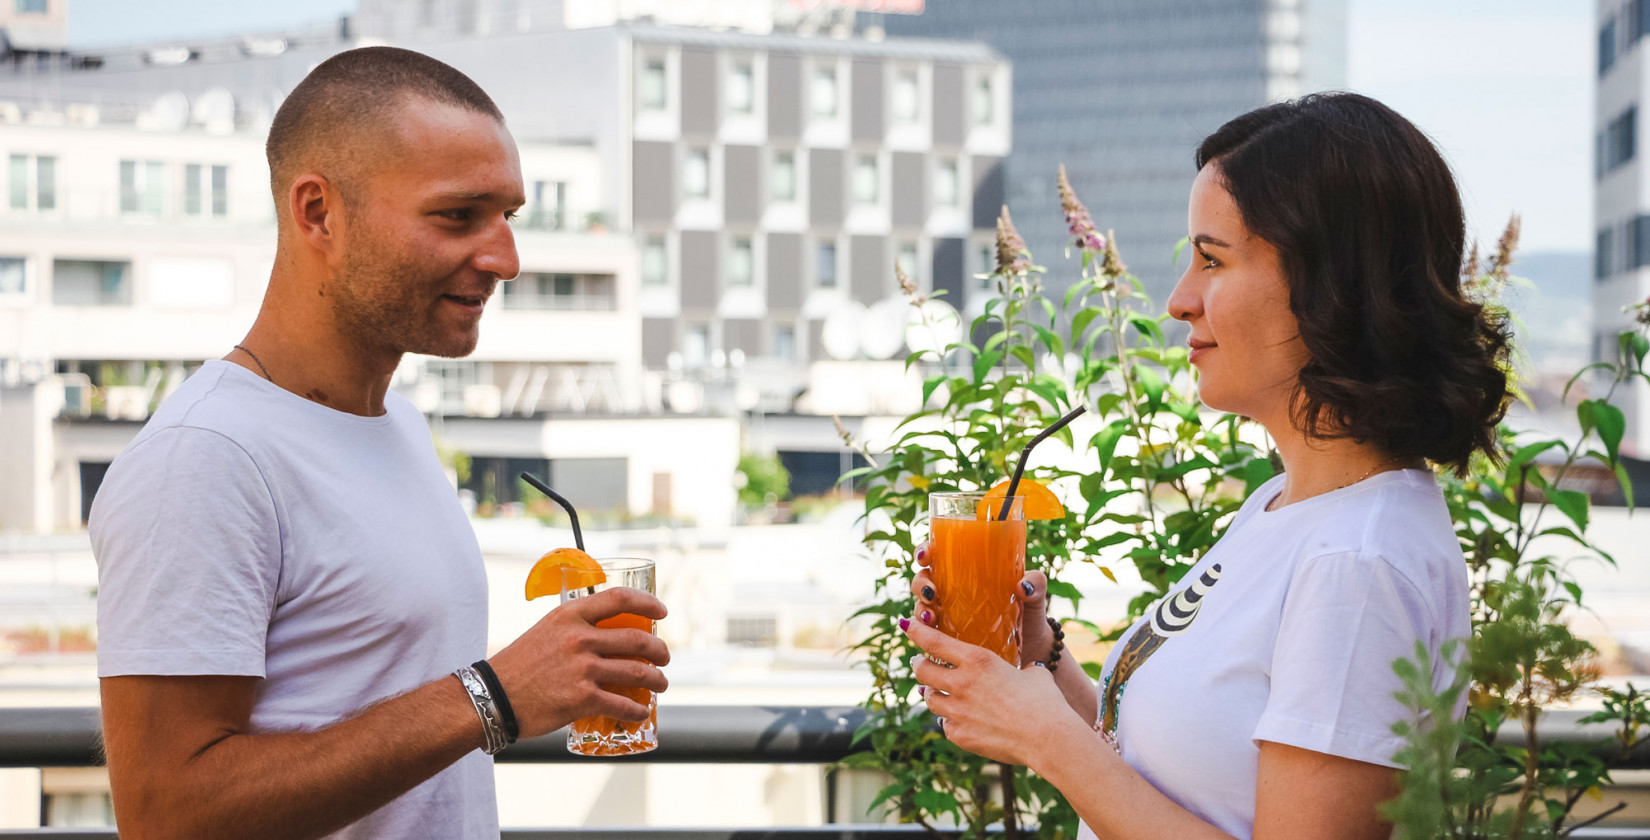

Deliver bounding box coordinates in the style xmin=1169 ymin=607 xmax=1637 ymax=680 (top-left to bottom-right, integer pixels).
xmin=327 ymin=99 xmax=524 ymax=359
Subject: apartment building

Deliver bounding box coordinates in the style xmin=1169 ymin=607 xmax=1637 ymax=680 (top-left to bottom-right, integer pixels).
xmin=0 ymin=91 xmax=739 ymax=532
xmin=1596 ymin=0 xmax=1650 ymax=456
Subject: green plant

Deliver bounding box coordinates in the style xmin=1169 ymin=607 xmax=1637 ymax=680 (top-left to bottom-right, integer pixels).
xmin=737 ymin=452 xmax=792 ymax=506
xmin=842 ymin=170 xmax=1272 ymax=837
xmin=1382 ymin=230 xmax=1650 ymax=840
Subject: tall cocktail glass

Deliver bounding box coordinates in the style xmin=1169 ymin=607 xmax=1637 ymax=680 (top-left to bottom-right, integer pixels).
xmin=560 ymin=557 xmax=658 ymax=756
xmin=928 ymin=492 xmax=1026 ymax=666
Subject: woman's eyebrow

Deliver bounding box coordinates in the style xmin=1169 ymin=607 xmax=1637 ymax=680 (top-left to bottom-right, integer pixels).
xmin=1192 ymin=233 xmax=1231 ymax=249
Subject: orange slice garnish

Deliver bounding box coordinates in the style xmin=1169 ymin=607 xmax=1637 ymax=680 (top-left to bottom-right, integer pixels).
xmin=979 ymin=478 xmax=1066 ymax=520
xmin=525 ymin=547 xmax=606 ymax=600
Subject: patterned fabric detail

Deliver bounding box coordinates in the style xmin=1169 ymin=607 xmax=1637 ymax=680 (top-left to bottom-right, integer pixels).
xmin=1098 ymin=564 xmax=1222 ymax=741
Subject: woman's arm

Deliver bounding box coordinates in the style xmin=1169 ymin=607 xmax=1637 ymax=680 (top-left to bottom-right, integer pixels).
xmin=905 ymin=619 xmax=1398 ymax=840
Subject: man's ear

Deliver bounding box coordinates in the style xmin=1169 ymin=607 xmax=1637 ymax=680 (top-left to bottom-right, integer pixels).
xmin=288 ymin=174 xmax=341 ymax=254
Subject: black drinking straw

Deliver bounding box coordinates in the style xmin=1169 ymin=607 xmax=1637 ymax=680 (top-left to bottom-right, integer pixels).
xmin=997 ymin=405 xmax=1089 ymax=521
xmin=519 ymin=471 xmax=585 ymax=551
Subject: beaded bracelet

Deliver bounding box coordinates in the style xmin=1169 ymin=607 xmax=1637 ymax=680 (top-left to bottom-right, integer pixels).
xmin=1044 ymin=616 xmax=1066 ymax=673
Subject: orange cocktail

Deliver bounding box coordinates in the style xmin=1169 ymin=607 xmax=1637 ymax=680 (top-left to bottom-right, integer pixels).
xmin=560 ymin=558 xmax=658 ymax=756
xmin=929 ymin=492 xmax=1025 ymax=665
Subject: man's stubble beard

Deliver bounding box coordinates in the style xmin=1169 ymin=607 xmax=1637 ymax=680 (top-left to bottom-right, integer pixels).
xmin=330 ymin=235 xmax=483 ymax=360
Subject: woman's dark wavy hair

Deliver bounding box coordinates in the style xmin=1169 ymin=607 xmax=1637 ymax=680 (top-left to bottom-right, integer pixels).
xmin=1195 ymin=92 xmax=1511 ymax=476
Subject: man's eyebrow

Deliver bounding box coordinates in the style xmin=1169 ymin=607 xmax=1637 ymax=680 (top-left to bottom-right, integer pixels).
xmin=430 ymin=190 xmax=527 ymax=205
xmin=1191 ymin=234 xmax=1231 ymax=248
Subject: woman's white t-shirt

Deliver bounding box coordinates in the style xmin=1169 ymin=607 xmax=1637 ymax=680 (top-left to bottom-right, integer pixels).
xmin=1076 ymin=469 xmax=1470 ymax=840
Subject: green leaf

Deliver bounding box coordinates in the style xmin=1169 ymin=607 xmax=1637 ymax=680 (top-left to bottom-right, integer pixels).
xmin=1046 ymin=578 xmax=1083 ymax=607
xmin=1082 ymin=661 xmax=1104 ymax=680
xmin=1134 ymin=364 xmax=1165 ymax=408
xmin=921 ymin=375 xmax=945 ymax=407
xmin=1593 ymin=401 xmax=1626 ymax=465
xmin=1009 ymin=345 xmax=1038 ymax=370
xmin=972 ymin=350 xmax=1003 ymax=383
xmin=1242 ymin=457 xmax=1276 ymax=496
xmin=1504 ymin=440 xmax=1561 ymax=479
xmin=1550 ymin=488 xmax=1590 ymax=532
xmin=1071 ymin=309 xmax=1099 ymax=344
xmin=1129 ymin=315 xmax=1166 ymax=346
xmin=1091 ymin=420 xmax=1130 ymax=474
xmin=1616 ymin=460 xmax=1636 ymax=509
xmin=913 ymin=788 xmax=959 ymax=814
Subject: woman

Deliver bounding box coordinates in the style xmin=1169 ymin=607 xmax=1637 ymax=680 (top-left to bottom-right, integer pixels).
xmin=902 ymin=92 xmax=1509 ymax=840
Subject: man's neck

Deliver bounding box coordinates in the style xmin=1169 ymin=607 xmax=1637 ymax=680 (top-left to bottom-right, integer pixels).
xmin=228 ymin=284 xmax=402 ymax=418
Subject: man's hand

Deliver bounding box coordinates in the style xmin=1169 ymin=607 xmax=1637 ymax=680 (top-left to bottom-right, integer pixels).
xmin=488 ymin=586 xmax=671 ymax=738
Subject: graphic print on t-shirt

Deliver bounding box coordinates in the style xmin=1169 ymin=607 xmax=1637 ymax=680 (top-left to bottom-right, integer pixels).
xmin=1099 ymin=564 xmax=1222 ymax=738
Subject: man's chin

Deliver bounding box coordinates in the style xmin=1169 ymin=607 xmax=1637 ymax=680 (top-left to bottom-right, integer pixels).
xmin=410 ymin=331 xmax=482 ymax=359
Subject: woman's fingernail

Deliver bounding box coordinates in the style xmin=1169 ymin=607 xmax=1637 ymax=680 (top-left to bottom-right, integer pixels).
xmin=898 ymin=618 xmax=910 ymax=631
xmin=1022 ymin=581 xmax=1035 ymax=597
xmin=916 ymin=547 xmax=928 ymax=561
xmin=921 ymin=610 xmax=932 ymax=625
xmin=918 ymin=685 xmax=927 ymax=697
xmin=921 ymin=586 xmax=935 ymax=601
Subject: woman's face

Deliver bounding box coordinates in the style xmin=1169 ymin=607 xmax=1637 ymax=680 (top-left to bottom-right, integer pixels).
xmin=1165 ymin=163 xmax=1310 ymax=426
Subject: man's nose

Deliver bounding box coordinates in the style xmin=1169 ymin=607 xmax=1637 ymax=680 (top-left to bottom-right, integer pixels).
xmin=476 ymin=220 xmax=520 ymax=281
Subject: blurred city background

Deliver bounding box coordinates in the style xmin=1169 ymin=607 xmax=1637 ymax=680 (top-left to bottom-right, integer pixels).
xmin=0 ymin=0 xmax=1636 ymax=831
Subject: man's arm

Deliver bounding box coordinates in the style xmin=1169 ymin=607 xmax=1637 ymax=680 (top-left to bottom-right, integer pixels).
xmin=102 ymin=587 xmax=670 ymax=840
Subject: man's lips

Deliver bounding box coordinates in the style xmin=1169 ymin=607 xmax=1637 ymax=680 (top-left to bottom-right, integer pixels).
xmin=442 ymin=293 xmax=488 ymax=309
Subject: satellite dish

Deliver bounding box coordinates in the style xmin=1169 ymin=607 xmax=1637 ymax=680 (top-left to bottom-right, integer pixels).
xmin=861 ymin=297 xmax=909 ymax=360
xmin=193 ymin=88 xmax=236 ymax=133
xmin=146 ymin=91 xmax=190 ymax=131
xmin=905 ymin=298 xmax=963 ymax=355
xmin=821 ymin=301 xmax=867 ymax=361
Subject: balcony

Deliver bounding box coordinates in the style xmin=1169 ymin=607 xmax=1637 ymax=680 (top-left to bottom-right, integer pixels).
xmin=0 ymin=705 xmax=1647 ymax=837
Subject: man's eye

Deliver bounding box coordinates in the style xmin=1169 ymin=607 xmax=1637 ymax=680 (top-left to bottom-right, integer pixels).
xmin=438 ymin=209 xmax=472 ymax=223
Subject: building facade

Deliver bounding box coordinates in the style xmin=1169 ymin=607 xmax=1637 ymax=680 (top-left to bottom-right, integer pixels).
xmin=1596 ymin=0 xmax=1650 ymax=457
xmin=878 ymin=0 xmax=1346 ymax=302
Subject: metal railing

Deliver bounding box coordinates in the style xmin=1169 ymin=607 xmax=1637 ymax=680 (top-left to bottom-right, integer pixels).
xmin=1 ymin=706 xmax=1648 ymax=837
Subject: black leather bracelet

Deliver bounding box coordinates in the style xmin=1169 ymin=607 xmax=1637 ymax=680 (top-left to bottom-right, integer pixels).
xmin=471 ymin=659 xmax=519 ymax=744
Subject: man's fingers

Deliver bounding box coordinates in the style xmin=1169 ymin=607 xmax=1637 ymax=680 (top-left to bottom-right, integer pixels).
xmin=585 ymin=689 xmax=653 ymax=723
xmin=590 ymin=657 xmax=670 ymax=695
xmin=590 ymin=627 xmax=671 ymax=666
xmin=569 ymin=587 xmax=668 ymax=623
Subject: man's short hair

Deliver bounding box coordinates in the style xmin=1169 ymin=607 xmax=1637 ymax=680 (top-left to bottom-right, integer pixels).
xmin=265 ymin=46 xmax=504 ymax=213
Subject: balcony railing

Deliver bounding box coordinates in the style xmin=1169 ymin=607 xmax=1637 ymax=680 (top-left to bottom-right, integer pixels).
xmin=1 ymin=706 xmax=1647 ymax=838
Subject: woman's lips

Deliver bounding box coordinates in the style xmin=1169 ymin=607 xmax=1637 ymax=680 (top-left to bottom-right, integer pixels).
xmin=1188 ymin=339 xmax=1216 ymax=363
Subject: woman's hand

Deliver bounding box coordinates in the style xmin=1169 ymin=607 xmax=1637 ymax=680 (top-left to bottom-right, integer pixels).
xmin=910 ymin=542 xmax=1056 ymax=664
xmin=902 ymin=614 xmax=1084 ymax=768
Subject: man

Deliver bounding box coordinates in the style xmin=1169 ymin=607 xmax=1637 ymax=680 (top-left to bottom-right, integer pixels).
xmin=88 ymin=47 xmax=669 ymax=839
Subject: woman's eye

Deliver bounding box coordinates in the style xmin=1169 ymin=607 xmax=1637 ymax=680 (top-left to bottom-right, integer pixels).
xmin=1197 ymin=251 xmax=1218 ymax=270
xmin=439 ymin=209 xmax=472 ymax=223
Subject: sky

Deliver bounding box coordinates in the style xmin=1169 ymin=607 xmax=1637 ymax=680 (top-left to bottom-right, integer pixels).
xmin=64 ymin=0 xmax=1594 ymax=254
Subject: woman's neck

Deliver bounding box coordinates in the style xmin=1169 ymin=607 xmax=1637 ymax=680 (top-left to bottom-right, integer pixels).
xmin=1265 ymin=427 xmax=1424 ymax=510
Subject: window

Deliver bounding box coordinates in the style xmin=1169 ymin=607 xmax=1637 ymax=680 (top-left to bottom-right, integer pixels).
xmin=16 ymin=0 xmax=48 ymax=13
xmin=774 ymin=324 xmax=795 ymax=361
xmin=53 ymin=260 xmax=132 ymax=306
xmin=528 ymin=180 xmax=566 ymax=230
xmin=0 ymin=257 xmax=26 ymax=297
xmin=893 ymin=70 xmax=920 ymax=124
xmin=726 ymin=615 xmax=777 ymax=647
xmin=641 ymin=236 xmax=668 ymax=286
xmin=977 ymin=244 xmax=995 ymax=288
xmin=1634 ymin=215 xmax=1650 ymax=271
xmin=1602 ymin=18 xmax=1619 ymax=76
xmin=972 ymin=75 xmax=995 ymax=126
xmin=727 ymin=236 xmax=754 ymax=288
xmin=811 ymin=67 xmax=838 ymax=118
xmin=8 ymin=153 xmax=55 ymax=212
xmin=503 ymin=273 xmax=617 ymax=310
xmin=897 ymin=240 xmax=919 ymax=286
xmin=1605 ymin=107 xmax=1638 ymax=174
xmin=120 ymin=160 xmax=165 ymax=216
xmin=683 ymin=324 xmax=710 ymax=369
xmin=728 ymin=61 xmax=755 ymax=115
xmin=771 ymin=151 xmax=796 ymax=202
xmin=1598 ymin=228 xmax=1616 ymax=281
xmin=934 ymin=158 xmax=960 ymax=207
xmin=816 ymin=241 xmax=837 ymax=288
xmin=183 ymin=164 xmax=229 ymax=218
xmin=683 ymin=148 xmax=710 ymax=199
xmin=853 ymin=155 xmax=879 ymax=206
xmin=640 ymin=57 xmax=668 ymax=111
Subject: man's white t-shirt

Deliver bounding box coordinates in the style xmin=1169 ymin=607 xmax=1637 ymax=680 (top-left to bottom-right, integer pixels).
xmin=90 ymin=360 xmax=497 ymax=839
xmin=1077 ymin=469 xmax=1470 ymax=840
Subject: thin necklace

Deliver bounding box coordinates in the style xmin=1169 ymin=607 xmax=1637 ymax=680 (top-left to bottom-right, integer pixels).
xmin=233 ymin=344 xmax=273 ymax=382
xmin=1269 ymin=454 xmax=1412 ymax=511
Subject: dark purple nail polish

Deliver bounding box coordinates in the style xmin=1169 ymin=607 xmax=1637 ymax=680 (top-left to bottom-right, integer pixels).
xmin=916 ymin=547 xmax=928 ymax=561
xmin=1022 ymin=581 xmax=1035 ymax=597
xmin=920 ymin=610 xmax=932 ymax=624
xmin=921 ymin=586 xmax=935 ymax=601
xmin=898 ymin=618 xmax=910 ymax=631
xmin=918 ymin=685 xmax=927 ymax=696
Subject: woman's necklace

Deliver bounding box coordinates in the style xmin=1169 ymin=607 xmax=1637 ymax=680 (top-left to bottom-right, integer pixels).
xmin=1267 ymin=454 xmax=1413 ymax=511
xmin=233 ymin=344 xmax=274 ymax=382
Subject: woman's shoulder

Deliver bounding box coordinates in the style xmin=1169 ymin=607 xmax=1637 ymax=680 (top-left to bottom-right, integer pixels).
xmin=1285 ymin=469 xmax=1464 ymax=593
